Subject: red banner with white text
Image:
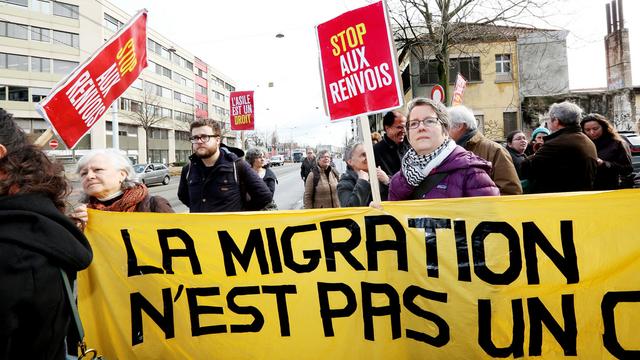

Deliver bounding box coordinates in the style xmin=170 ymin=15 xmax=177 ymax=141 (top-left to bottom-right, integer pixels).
xmin=36 ymin=11 xmax=148 ymax=149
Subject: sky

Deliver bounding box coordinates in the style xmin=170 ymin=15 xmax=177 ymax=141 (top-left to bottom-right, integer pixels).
xmin=109 ymin=0 xmax=639 ymax=147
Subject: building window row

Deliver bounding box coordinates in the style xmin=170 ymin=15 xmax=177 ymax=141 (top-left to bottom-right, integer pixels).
xmin=150 ymin=128 xmax=169 ymax=139
xmin=52 ymin=1 xmax=79 ymax=19
xmin=419 ymin=57 xmax=482 ymax=85
xmin=172 ymin=71 xmax=193 ymax=89
xmin=211 ymin=75 xmax=235 ymax=92
xmin=147 ymin=38 xmax=194 ymax=72
xmin=212 ymin=90 xmax=228 ymax=102
xmin=174 ymin=92 xmax=193 ymax=105
xmin=195 ymin=101 xmax=207 ymax=111
xmin=213 ymin=105 xmax=229 ymax=117
xmin=0 ymin=85 xmax=50 ymax=102
xmin=0 ymin=20 xmax=79 ymax=48
xmin=172 ymin=52 xmax=193 ymax=71
xmin=175 ymin=130 xmax=190 ymax=141
xmin=0 ymin=52 xmax=78 ymax=75
xmin=196 ymin=84 xmax=207 ymax=95
xmin=104 ymin=13 xmax=123 ymax=32
xmin=147 ymin=61 xmax=194 ymax=89
xmin=175 ymin=110 xmax=194 ymax=123
xmin=1 ymin=0 xmax=78 ymax=19
xmin=144 ymin=81 xmax=172 ymax=99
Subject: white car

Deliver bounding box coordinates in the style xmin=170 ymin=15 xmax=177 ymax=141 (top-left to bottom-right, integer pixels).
xmin=270 ymin=155 xmax=284 ymax=166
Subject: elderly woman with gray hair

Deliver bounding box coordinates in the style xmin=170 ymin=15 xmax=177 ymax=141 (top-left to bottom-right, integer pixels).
xmin=245 ymin=147 xmax=278 ymax=195
xmin=70 ymin=149 xmax=173 ymax=227
xmin=388 ymin=98 xmax=499 ymax=200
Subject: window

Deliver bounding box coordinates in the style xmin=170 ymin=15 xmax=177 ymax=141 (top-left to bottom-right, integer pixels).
xmin=148 ymin=149 xmax=169 ymax=164
xmin=0 ymin=21 xmax=28 ymax=40
xmin=401 ymin=66 xmax=411 ymax=93
xmin=175 ymin=110 xmax=194 ymax=122
xmin=0 ymin=86 xmax=5 ymax=100
xmin=53 ymin=30 xmax=79 ymax=48
xmin=0 ymin=53 xmax=29 ymax=71
xmin=225 ymin=83 xmax=235 ymax=92
xmin=475 ymin=115 xmax=485 ymax=133
xmin=8 ymin=86 xmax=28 ymax=101
xmin=175 ymin=150 xmax=191 ymax=163
xmin=196 ymin=101 xmax=207 ymax=110
xmin=53 ymin=1 xmax=79 ymax=19
xmin=53 ymin=59 xmax=78 ymax=74
xmin=120 ymin=98 xmax=142 ymax=113
xmin=160 ymin=107 xmax=172 ymax=118
xmin=31 ymin=26 xmax=50 ymax=42
xmin=450 ymin=57 xmax=481 ymax=83
xmin=503 ymin=112 xmax=518 ymax=138
xmin=175 ymin=131 xmax=190 ymax=141
xmin=196 ymin=68 xmax=206 ymax=78
xmin=1 ymin=0 xmax=28 ymax=7
xmin=419 ymin=59 xmax=440 ymax=85
xmin=104 ymin=14 xmax=123 ymax=32
xmin=131 ymin=78 xmax=142 ymax=90
xmin=495 ymin=54 xmax=511 ymax=74
xmin=197 ymin=84 xmax=207 ymax=95
xmin=31 ymin=0 xmax=51 ymax=13
xmin=31 ymin=56 xmax=50 ymax=72
xmin=150 ymin=128 xmax=168 ymax=139
xmin=174 ymin=92 xmax=193 ymax=105
xmin=31 ymin=87 xmax=50 ymax=102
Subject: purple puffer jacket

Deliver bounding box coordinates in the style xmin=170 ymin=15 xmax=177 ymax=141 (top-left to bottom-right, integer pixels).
xmin=389 ymin=145 xmax=500 ymax=200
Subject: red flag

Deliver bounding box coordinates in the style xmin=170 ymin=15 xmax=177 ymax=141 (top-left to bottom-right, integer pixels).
xmin=451 ymin=73 xmax=467 ymax=106
xmin=316 ymin=1 xmax=403 ymax=121
xmin=36 ymin=11 xmax=148 ymax=149
xmin=229 ymin=91 xmax=255 ymax=130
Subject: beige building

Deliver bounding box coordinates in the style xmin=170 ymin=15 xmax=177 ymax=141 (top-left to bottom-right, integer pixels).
xmin=0 ymin=0 xmax=237 ymax=164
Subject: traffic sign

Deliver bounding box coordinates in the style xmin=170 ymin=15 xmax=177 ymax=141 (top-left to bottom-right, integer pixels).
xmin=49 ymin=139 xmax=59 ymax=149
xmin=431 ymin=84 xmax=444 ymax=103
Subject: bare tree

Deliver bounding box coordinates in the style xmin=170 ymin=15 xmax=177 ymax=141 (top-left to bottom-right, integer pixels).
xmin=391 ymin=0 xmax=553 ymax=103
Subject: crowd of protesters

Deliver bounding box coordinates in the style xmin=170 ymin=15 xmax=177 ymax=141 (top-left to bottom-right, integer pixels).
xmin=0 ymin=96 xmax=637 ymax=357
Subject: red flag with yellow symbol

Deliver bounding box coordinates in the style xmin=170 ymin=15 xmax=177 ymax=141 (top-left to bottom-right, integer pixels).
xmin=36 ymin=10 xmax=148 ymax=149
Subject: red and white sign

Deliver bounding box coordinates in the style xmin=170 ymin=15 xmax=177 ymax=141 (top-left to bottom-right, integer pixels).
xmin=316 ymin=1 xmax=403 ymax=121
xmin=451 ymin=73 xmax=467 ymax=106
xmin=49 ymin=139 xmax=59 ymax=150
xmin=431 ymin=84 xmax=445 ymax=103
xmin=36 ymin=11 xmax=148 ymax=149
xmin=229 ymin=91 xmax=255 ymax=131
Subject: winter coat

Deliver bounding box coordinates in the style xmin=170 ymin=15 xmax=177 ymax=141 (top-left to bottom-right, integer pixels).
xmin=388 ymin=145 xmax=500 ymax=200
xmin=520 ymin=126 xmax=598 ymax=193
xmin=506 ymin=146 xmax=527 ymax=178
xmin=463 ymin=132 xmax=522 ymax=195
xmin=0 ymin=193 xmax=92 ymax=360
xmin=373 ymin=134 xmax=407 ymax=177
xmin=300 ymin=157 xmax=316 ymax=182
xmin=304 ymin=165 xmax=340 ymax=209
xmin=592 ymin=136 xmax=633 ymax=190
xmin=262 ymin=167 xmax=278 ymax=195
xmin=337 ymin=168 xmax=389 ymax=207
xmin=178 ymin=149 xmax=273 ymax=212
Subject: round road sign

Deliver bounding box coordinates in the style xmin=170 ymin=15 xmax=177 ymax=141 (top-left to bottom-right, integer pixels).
xmin=49 ymin=139 xmax=59 ymax=150
xmin=431 ymin=85 xmax=445 ymax=103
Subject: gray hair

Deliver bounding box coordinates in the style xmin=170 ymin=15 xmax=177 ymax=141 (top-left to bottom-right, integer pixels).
xmin=447 ymin=105 xmax=477 ymax=130
xmin=76 ymin=148 xmax=137 ymax=189
xmin=549 ymin=101 xmax=583 ymax=126
xmin=245 ymin=147 xmax=265 ymax=166
xmin=344 ymin=142 xmax=363 ymax=163
xmin=317 ymin=149 xmax=331 ymax=159
xmin=406 ymin=97 xmax=450 ymax=136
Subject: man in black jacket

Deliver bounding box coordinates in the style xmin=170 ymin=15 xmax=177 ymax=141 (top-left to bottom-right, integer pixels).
xmin=300 ymin=148 xmax=316 ymax=182
xmin=520 ymin=101 xmax=598 ymax=193
xmin=178 ymin=119 xmax=272 ymax=212
xmin=373 ymin=110 xmax=408 ymax=178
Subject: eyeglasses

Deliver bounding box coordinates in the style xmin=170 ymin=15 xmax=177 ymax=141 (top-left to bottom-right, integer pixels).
xmin=408 ymin=117 xmax=440 ymax=129
xmin=189 ymin=134 xmax=219 ymax=143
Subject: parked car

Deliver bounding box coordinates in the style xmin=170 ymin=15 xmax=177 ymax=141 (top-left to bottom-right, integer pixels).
xmin=620 ymin=131 xmax=640 ymax=172
xmin=270 ymin=155 xmax=284 ymax=166
xmin=132 ymin=163 xmax=170 ymax=186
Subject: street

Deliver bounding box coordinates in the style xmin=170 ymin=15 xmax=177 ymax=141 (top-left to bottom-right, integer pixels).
xmin=145 ymin=162 xmax=304 ymax=212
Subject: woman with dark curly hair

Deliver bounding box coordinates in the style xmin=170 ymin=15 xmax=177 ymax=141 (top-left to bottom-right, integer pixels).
xmin=580 ymin=113 xmax=633 ymax=190
xmin=0 ymin=109 xmax=93 ymax=359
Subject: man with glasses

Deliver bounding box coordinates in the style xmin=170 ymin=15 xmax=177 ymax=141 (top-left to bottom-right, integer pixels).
xmin=374 ymin=110 xmax=409 ymax=178
xmin=178 ymin=119 xmax=272 ymax=212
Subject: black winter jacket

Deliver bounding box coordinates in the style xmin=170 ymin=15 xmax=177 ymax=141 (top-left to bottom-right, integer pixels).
xmin=178 ymin=149 xmax=273 ymax=213
xmin=337 ymin=168 xmax=389 ymax=207
xmin=373 ymin=134 xmax=408 ymax=178
xmin=0 ymin=193 xmax=92 ymax=360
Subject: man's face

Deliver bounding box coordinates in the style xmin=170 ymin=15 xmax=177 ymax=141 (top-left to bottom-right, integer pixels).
xmin=448 ymin=123 xmax=467 ymax=141
xmin=191 ymin=125 xmax=220 ymax=159
xmin=548 ymin=117 xmax=560 ymax=132
xmin=306 ymin=150 xmax=315 ymax=160
xmin=385 ymin=114 xmax=406 ymax=144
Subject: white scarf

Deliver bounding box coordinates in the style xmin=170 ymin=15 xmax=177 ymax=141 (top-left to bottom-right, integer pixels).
xmin=402 ymin=138 xmax=457 ymax=186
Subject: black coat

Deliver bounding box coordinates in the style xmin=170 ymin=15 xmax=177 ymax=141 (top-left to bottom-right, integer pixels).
xmin=0 ymin=193 xmax=92 ymax=360
xmin=373 ymin=134 xmax=407 ymax=178
xmin=178 ymin=148 xmax=273 ymax=213
xmin=300 ymin=157 xmax=316 ymax=182
xmin=262 ymin=167 xmax=278 ymax=195
xmin=337 ymin=168 xmax=389 ymax=207
xmin=520 ymin=126 xmax=598 ymax=193
xmin=592 ymin=136 xmax=633 ymax=190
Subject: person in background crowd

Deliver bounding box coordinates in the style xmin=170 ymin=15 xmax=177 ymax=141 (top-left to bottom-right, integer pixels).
xmin=373 ymin=110 xmax=408 ymax=178
xmin=70 ymin=149 xmax=174 ymax=227
xmin=525 ymin=127 xmax=550 ymax=156
xmin=304 ymin=149 xmax=340 ymax=209
xmin=245 ymin=147 xmax=278 ymax=196
xmin=505 ymin=130 xmax=528 ymax=177
xmin=337 ymin=142 xmax=389 ymax=207
xmin=389 ymin=98 xmax=499 ymax=200
xmin=371 ymin=131 xmax=382 ymax=144
xmin=0 ymin=109 xmax=92 ymax=359
xmin=300 ymin=147 xmax=316 ymax=182
xmin=580 ymin=113 xmax=633 ymax=190
xmin=178 ymin=119 xmax=272 ymax=212
xmin=447 ymin=105 xmax=522 ymax=195
xmin=520 ymin=101 xmax=598 ymax=193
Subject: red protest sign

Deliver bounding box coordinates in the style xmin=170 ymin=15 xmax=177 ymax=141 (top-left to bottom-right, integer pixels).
xmin=36 ymin=11 xmax=148 ymax=149
xmin=49 ymin=139 xmax=59 ymax=149
xmin=229 ymin=91 xmax=255 ymax=130
xmin=316 ymin=1 xmax=403 ymax=121
xmin=451 ymin=73 xmax=467 ymax=106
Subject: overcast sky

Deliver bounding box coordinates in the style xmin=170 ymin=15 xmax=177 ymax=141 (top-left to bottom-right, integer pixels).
xmin=109 ymin=0 xmax=639 ymax=146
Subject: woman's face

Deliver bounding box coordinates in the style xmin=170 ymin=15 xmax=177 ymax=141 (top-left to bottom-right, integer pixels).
xmin=318 ymin=152 xmax=332 ymax=169
xmin=348 ymin=145 xmax=367 ymax=172
xmin=534 ymin=133 xmax=546 ymax=144
xmin=253 ymin=153 xmax=265 ymax=168
xmin=583 ymin=121 xmax=603 ymax=140
xmin=407 ymin=104 xmax=446 ymax=155
xmin=80 ymin=154 xmax=126 ymax=199
xmin=508 ymin=132 xmax=528 ymax=154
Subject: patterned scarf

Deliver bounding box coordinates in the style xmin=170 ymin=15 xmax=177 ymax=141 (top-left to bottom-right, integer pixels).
xmin=402 ymin=138 xmax=457 ymax=186
xmin=88 ymin=184 xmax=148 ymax=212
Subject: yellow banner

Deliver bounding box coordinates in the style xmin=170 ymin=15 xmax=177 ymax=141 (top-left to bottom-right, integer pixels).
xmin=79 ymin=190 xmax=640 ymax=359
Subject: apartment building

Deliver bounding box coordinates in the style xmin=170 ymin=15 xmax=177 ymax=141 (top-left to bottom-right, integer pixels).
xmin=0 ymin=0 xmax=237 ymax=164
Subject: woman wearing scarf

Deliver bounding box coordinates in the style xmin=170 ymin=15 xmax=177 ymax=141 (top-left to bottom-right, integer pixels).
xmin=70 ymin=149 xmax=173 ymax=228
xmin=388 ymin=98 xmax=499 ymax=200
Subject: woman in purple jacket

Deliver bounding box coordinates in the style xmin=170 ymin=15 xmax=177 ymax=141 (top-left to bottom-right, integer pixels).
xmin=388 ymin=98 xmax=500 ymax=200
